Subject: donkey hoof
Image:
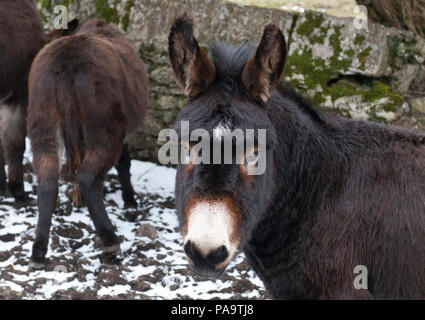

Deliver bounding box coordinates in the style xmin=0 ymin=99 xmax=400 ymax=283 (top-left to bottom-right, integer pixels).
xmin=103 ymin=244 xmax=123 ymax=264
xmin=124 ymin=199 xmax=138 ymax=209
xmin=103 ymin=243 xmax=122 ymax=256
xmin=15 ymin=198 xmax=36 ymax=208
xmin=14 ymin=195 xmax=34 ymax=207
xmin=29 ymin=259 xmax=46 ymax=270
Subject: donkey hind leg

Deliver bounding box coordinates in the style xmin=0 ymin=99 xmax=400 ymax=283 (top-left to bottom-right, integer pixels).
xmin=31 ymin=154 xmax=59 ymax=269
xmin=115 ymin=143 xmax=137 ymax=208
xmin=0 ymin=105 xmax=28 ymax=203
xmin=77 ymin=151 xmax=122 ymax=257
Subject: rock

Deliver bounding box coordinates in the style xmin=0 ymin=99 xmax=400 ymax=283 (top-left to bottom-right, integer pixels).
xmin=411 ymin=98 xmax=425 ymax=114
xmin=410 ymin=65 xmax=425 ymax=92
xmin=0 ymin=286 xmax=20 ymax=299
xmin=285 ymin=11 xmax=414 ymax=122
xmin=55 ymin=226 xmax=84 ymax=240
xmin=133 ymin=280 xmax=151 ymax=292
xmin=157 ymin=254 xmax=166 ymax=260
xmin=170 ymin=284 xmax=180 ymax=291
xmin=0 ymin=233 xmax=15 ymax=242
xmin=153 ymin=268 xmax=165 ymax=280
xmin=161 ymin=275 xmax=182 ymax=287
xmin=289 ymin=11 xmax=391 ymax=77
xmin=235 ymin=261 xmax=250 ymax=272
xmin=232 ymin=279 xmax=255 ymax=293
xmin=0 ymin=251 xmax=11 ymax=262
xmin=334 ymin=92 xmax=399 ymax=122
xmin=136 ymin=224 xmax=158 ymax=240
xmin=97 ymin=269 xmax=127 ymax=287
xmin=392 ymin=64 xmax=420 ymax=94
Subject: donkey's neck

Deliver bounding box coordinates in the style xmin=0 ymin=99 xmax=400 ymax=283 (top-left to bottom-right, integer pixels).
xmin=244 ymin=87 xmax=344 ymax=281
xmin=267 ymin=87 xmax=341 ymax=221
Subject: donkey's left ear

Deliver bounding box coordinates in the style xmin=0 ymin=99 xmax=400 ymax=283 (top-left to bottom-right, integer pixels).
xmin=67 ymin=19 xmax=79 ymax=32
xmin=242 ymin=24 xmax=287 ymax=105
xmin=168 ymin=13 xmax=216 ymax=96
xmin=48 ymin=18 xmax=80 ymax=41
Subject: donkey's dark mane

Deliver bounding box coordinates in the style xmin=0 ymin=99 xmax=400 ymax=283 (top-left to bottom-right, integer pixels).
xmin=207 ymin=41 xmax=254 ymax=79
xmin=207 ymin=41 xmax=327 ymax=125
xmin=276 ymin=82 xmax=328 ymax=125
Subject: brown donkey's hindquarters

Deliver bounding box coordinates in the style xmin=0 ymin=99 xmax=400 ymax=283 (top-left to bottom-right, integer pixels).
xmin=0 ymin=0 xmax=46 ymax=202
xmin=27 ymin=19 xmax=148 ymax=268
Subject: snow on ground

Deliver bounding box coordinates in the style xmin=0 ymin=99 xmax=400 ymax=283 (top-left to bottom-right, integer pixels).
xmin=0 ymin=140 xmax=266 ymax=299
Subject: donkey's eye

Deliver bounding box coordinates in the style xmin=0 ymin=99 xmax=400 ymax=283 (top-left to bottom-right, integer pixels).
xmin=244 ymin=150 xmax=259 ymax=168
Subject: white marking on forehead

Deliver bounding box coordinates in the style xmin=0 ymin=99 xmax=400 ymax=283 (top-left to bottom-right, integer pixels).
xmin=185 ymin=201 xmax=232 ymax=256
xmin=213 ymin=120 xmax=231 ymax=140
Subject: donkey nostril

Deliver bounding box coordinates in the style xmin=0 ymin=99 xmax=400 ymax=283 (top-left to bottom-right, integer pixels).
xmin=185 ymin=242 xmax=229 ymax=267
xmin=184 ymin=240 xmax=202 ymax=262
xmin=207 ymin=245 xmax=229 ymax=265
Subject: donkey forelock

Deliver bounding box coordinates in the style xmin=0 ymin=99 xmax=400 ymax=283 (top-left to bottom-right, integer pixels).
xmin=207 ymin=42 xmax=254 ymax=80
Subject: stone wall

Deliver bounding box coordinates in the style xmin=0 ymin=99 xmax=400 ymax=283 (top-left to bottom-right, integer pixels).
xmin=34 ymin=0 xmax=425 ymax=162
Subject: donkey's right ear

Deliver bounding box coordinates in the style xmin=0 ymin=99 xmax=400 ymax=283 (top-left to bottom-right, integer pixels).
xmin=168 ymin=13 xmax=216 ymax=97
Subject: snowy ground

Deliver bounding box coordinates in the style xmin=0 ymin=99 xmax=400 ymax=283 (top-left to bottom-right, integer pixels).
xmin=0 ymin=141 xmax=266 ymax=300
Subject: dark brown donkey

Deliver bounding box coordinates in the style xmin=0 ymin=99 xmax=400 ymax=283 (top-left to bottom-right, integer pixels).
xmin=27 ymin=19 xmax=148 ymax=268
xmin=0 ymin=0 xmax=47 ymax=202
xmin=169 ymin=14 xmax=425 ymax=299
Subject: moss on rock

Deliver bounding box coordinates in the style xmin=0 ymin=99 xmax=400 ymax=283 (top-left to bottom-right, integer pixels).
xmin=286 ymin=10 xmax=408 ymax=123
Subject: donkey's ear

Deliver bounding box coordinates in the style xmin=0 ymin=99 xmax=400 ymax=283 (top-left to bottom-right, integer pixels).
xmin=242 ymin=24 xmax=287 ymax=105
xmin=168 ymin=13 xmax=216 ymax=96
xmin=67 ymin=19 xmax=79 ymax=32
xmin=48 ymin=18 xmax=79 ymax=41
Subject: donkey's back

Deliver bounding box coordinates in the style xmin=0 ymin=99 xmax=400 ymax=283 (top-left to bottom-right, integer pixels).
xmin=326 ymin=118 xmax=425 ymax=299
xmin=30 ymin=19 xmax=147 ymax=138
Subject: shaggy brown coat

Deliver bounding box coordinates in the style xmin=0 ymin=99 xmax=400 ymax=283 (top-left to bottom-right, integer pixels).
xmin=27 ymin=19 xmax=148 ymax=266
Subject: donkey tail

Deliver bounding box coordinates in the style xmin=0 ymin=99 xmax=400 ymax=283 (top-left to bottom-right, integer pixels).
xmin=55 ymin=78 xmax=84 ymax=203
